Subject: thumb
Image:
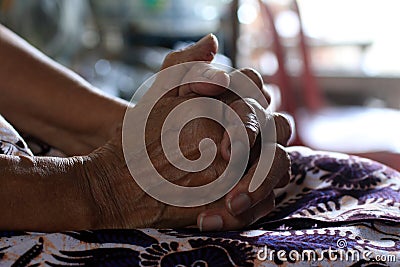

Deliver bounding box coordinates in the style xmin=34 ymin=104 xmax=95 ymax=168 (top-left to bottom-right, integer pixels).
xmin=161 ymin=34 xmax=218 ymax=70
xmin=148 ymin=34 xmax=219 ymax=98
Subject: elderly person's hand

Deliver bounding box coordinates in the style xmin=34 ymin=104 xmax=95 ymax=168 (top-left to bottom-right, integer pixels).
xmin=83 ymin=35 xmax=292 ymax=230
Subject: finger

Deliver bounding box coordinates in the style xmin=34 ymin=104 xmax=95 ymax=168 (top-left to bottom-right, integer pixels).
xmin=273 ymin=113 xmax=293 ymax=146
xmin=178 ymin=63 xmax=229 ymax=96
xmin=225 ymin=145 xmax=290 ymax=216
xmin=147 ymin=34 xmax=219 ymax=99
xmin=228 ymin=68 xmax=271 ymax=107
xmin=197 ymin=192 xmax=275 ymax=231
xmin=220 ymin=98 xmax=263 ymax=161
xmin=239 ymin=68 xmax=271 ymax=108
xmin=248 ymin=112 xmax=292 ymax=149
xmin=161 ymin=34 xmax=218 ymax=70
xmin=219 ymin=68 xmax=270 ymax=160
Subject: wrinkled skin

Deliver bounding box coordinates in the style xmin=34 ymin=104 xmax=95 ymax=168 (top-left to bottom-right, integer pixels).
xmin=82 ymin=35 xmax=292 ymax=230
xmin=145 ymin=96 xmax=227 ymax=187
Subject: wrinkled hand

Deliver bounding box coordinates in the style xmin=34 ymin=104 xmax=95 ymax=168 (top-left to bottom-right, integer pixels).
xmin=82 ymin=34 xmax=292 ymax=230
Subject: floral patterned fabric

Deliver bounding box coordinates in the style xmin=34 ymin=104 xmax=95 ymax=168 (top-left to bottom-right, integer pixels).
xmin=0 ymin=116 xmax=32 ymax=157
xmin=0 ymin=115 xmax=399 ymax=266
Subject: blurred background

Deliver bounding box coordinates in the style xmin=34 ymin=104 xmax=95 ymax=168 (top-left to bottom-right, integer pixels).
xmin=1 ymin=0 xmax=399 ymax=169
xmin=1 ymin=0 xmax=400 ymax=103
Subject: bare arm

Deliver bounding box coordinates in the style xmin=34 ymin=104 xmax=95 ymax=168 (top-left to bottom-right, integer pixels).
xmin=0 ymin=31 xmax=291 ymax=232
xmin=0 ymin=24 xmax=128 ymax=155
xmin=0 ymin=154 xmax=94 ymax=231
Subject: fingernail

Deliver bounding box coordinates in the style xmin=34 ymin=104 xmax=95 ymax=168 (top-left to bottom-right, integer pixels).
xmin=199 ymin=214 xmax=223 ymax=231
xmin=228 ymin=193 xmax=252 ymax=216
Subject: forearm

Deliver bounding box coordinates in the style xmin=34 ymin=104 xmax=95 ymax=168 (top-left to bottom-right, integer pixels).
xmin=0 ymin=154 xmax=94 ymax=231
xmin=0 ymin=24 xmax=128 ymax=155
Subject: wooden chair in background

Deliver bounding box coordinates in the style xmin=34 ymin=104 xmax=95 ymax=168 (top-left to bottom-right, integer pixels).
xmin=258 ymin=0 xmax=400 ymax=170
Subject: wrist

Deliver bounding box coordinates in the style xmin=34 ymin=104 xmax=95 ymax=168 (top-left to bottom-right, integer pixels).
xmin=70 ymin=155 xmax=102 ymax=229
xmin=78 ymin=145 xmax=133 ymax=229
xmin=80 ymin=142 xmax=170 ymax=229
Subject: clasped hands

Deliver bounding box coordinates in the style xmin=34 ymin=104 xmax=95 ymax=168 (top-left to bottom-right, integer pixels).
xmin=83 ymin=34 xmax=292 ymax=231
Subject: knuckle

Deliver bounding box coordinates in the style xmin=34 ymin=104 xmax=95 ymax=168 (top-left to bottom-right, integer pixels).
xmin=243 ymin=97 xmax=263 ymax=111
xmin=231 ymin=99 xmax=252 ymax=112
xmin=226 ymin=100 xmax=253 ymax=123
xmin=165 ymin=51 xmax=180 ymax=63
xmin=261 ymin=85 xmax=272 ymax=105
xmin=274 ymin=113 xmax=293 ymax=144
xmin=238 ymin=68 xmax=271 ymax=108
xmin=240 ymin=68 xmax=263 ymax=90
xmin=275 ymin=145 xmax=291 ymax=171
